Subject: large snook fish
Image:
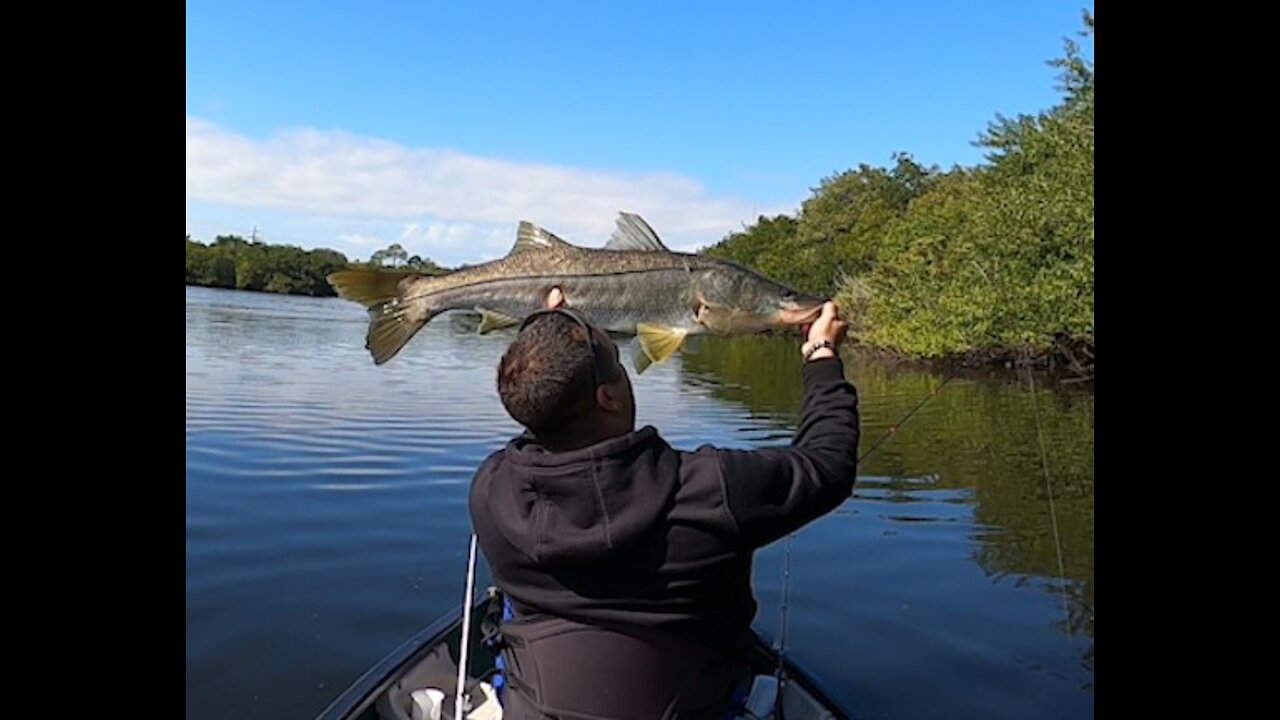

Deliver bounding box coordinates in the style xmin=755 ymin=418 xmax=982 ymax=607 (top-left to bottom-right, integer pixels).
xmin=327 ymin=212 xmax=826 ymax=369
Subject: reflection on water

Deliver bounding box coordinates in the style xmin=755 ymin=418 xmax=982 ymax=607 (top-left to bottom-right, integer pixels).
xmin=186 ymin=287 xmax=1093 ymax=720
xmin=684 ymin=335 xmax=1094 ymax=684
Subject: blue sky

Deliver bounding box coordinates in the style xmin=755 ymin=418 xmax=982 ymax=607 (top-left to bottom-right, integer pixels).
xmin=186 ymin=1 xmax=1094 ymax=267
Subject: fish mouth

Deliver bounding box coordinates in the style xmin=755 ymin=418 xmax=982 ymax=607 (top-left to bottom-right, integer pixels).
xmin=774 ymin=303 xmax=825 ymax=326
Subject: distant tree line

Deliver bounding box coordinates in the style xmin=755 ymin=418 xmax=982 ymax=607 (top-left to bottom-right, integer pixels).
xmin=187 ymin=13 xmax=1092 ymax=370
xmin=185 ymin=235 xmax=449 ymax=297
xmin=701 ymin=12 xmax=1093 ymax=369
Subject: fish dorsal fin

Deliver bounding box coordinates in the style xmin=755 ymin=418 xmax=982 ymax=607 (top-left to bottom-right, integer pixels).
xmin=510 ymin=221 xmax=573 ymax=255
xmin=606 ymin=212 xmax=669 ymax=252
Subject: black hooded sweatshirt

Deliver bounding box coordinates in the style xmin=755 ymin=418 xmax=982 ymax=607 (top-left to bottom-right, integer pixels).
xmin=468 ymin=356 xmax=860 ymax=657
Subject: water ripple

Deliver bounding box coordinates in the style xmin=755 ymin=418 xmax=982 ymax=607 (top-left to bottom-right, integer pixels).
xmin=186 ymin=287 xmax=1094 ymax=720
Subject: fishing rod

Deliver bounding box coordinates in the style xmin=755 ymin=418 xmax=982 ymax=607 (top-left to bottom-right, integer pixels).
xmin=455 ymin=534 xmax=479 ymax=720
xmin=772 ymin=373 xmax=953 ymax=720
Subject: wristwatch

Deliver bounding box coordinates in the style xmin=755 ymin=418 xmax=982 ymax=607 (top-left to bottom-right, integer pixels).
xmin=802 ymin=339 xmax=835 ymax=360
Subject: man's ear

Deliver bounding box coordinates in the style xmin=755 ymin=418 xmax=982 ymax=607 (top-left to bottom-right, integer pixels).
xmin=595 ymin=383 xmax=623 ymax=413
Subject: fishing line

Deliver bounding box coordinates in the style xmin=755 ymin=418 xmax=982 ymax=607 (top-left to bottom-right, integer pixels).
xmin=772 ymin=373 xmax=952 ymax=718
xmin=1026 ymin=370 xmax=1072 ymax=642
xmin=857 ymin=376 xmax=953 ymax=464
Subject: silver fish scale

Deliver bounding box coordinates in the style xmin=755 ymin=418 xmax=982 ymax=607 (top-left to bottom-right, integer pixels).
xmin=423 ymin=267 xmax=704 ymax=335
xmin=330 ymin=215 xmax=825 ymax=366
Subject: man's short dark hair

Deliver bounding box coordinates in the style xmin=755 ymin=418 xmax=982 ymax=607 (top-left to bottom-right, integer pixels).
xmin=497 ymin=313 xmax=617 ymax=432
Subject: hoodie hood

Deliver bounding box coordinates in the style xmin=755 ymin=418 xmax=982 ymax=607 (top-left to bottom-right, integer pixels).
xmin=477 ymin=426 xmax=680 ymax=569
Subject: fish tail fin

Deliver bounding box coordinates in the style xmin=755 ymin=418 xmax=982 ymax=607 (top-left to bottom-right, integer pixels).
xmin=365 ymin=305 xmax=440 ymax=365
xmin=327 ymin=268 xmax=408 ymax=307
xmin=327 ymin=269 xmax=441 ymax=365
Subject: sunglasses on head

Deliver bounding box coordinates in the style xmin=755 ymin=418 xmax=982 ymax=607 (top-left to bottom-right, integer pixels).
xmin=519 ymin=307 xmax=616 ymax=389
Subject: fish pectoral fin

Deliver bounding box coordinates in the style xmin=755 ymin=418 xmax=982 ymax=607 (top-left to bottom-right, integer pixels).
xmin=635 ymin=323 xmax=688 ymax=364
xmin=630 ymin=339 xmax=654 ymax=375
xmin=476 ymin=307 xmax=522 ymax=334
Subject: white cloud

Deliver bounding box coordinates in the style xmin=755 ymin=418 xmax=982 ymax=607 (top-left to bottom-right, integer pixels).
xmin=185 ymin=117 xmax=797 ymax=265
xmin=335 ymin=233 xmax=383 ymax=249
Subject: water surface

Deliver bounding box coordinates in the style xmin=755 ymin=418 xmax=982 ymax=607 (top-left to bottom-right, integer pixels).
xmin=185 ymin=286 xmax=1093 ymax=720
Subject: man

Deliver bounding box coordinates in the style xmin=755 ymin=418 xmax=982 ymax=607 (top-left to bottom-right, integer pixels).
xmin=468 ymin=288 xmax=859 ymax=719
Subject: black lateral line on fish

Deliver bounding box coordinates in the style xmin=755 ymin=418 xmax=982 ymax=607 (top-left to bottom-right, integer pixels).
xmin=394 ymin=267 xmax=694 ymax=305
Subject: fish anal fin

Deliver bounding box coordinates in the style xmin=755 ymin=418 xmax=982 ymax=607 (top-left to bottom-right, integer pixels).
xmin=476 ymin=307 xmax=522 ymax=334
xmin=635 ymin=323 xmax=688 ymax=364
